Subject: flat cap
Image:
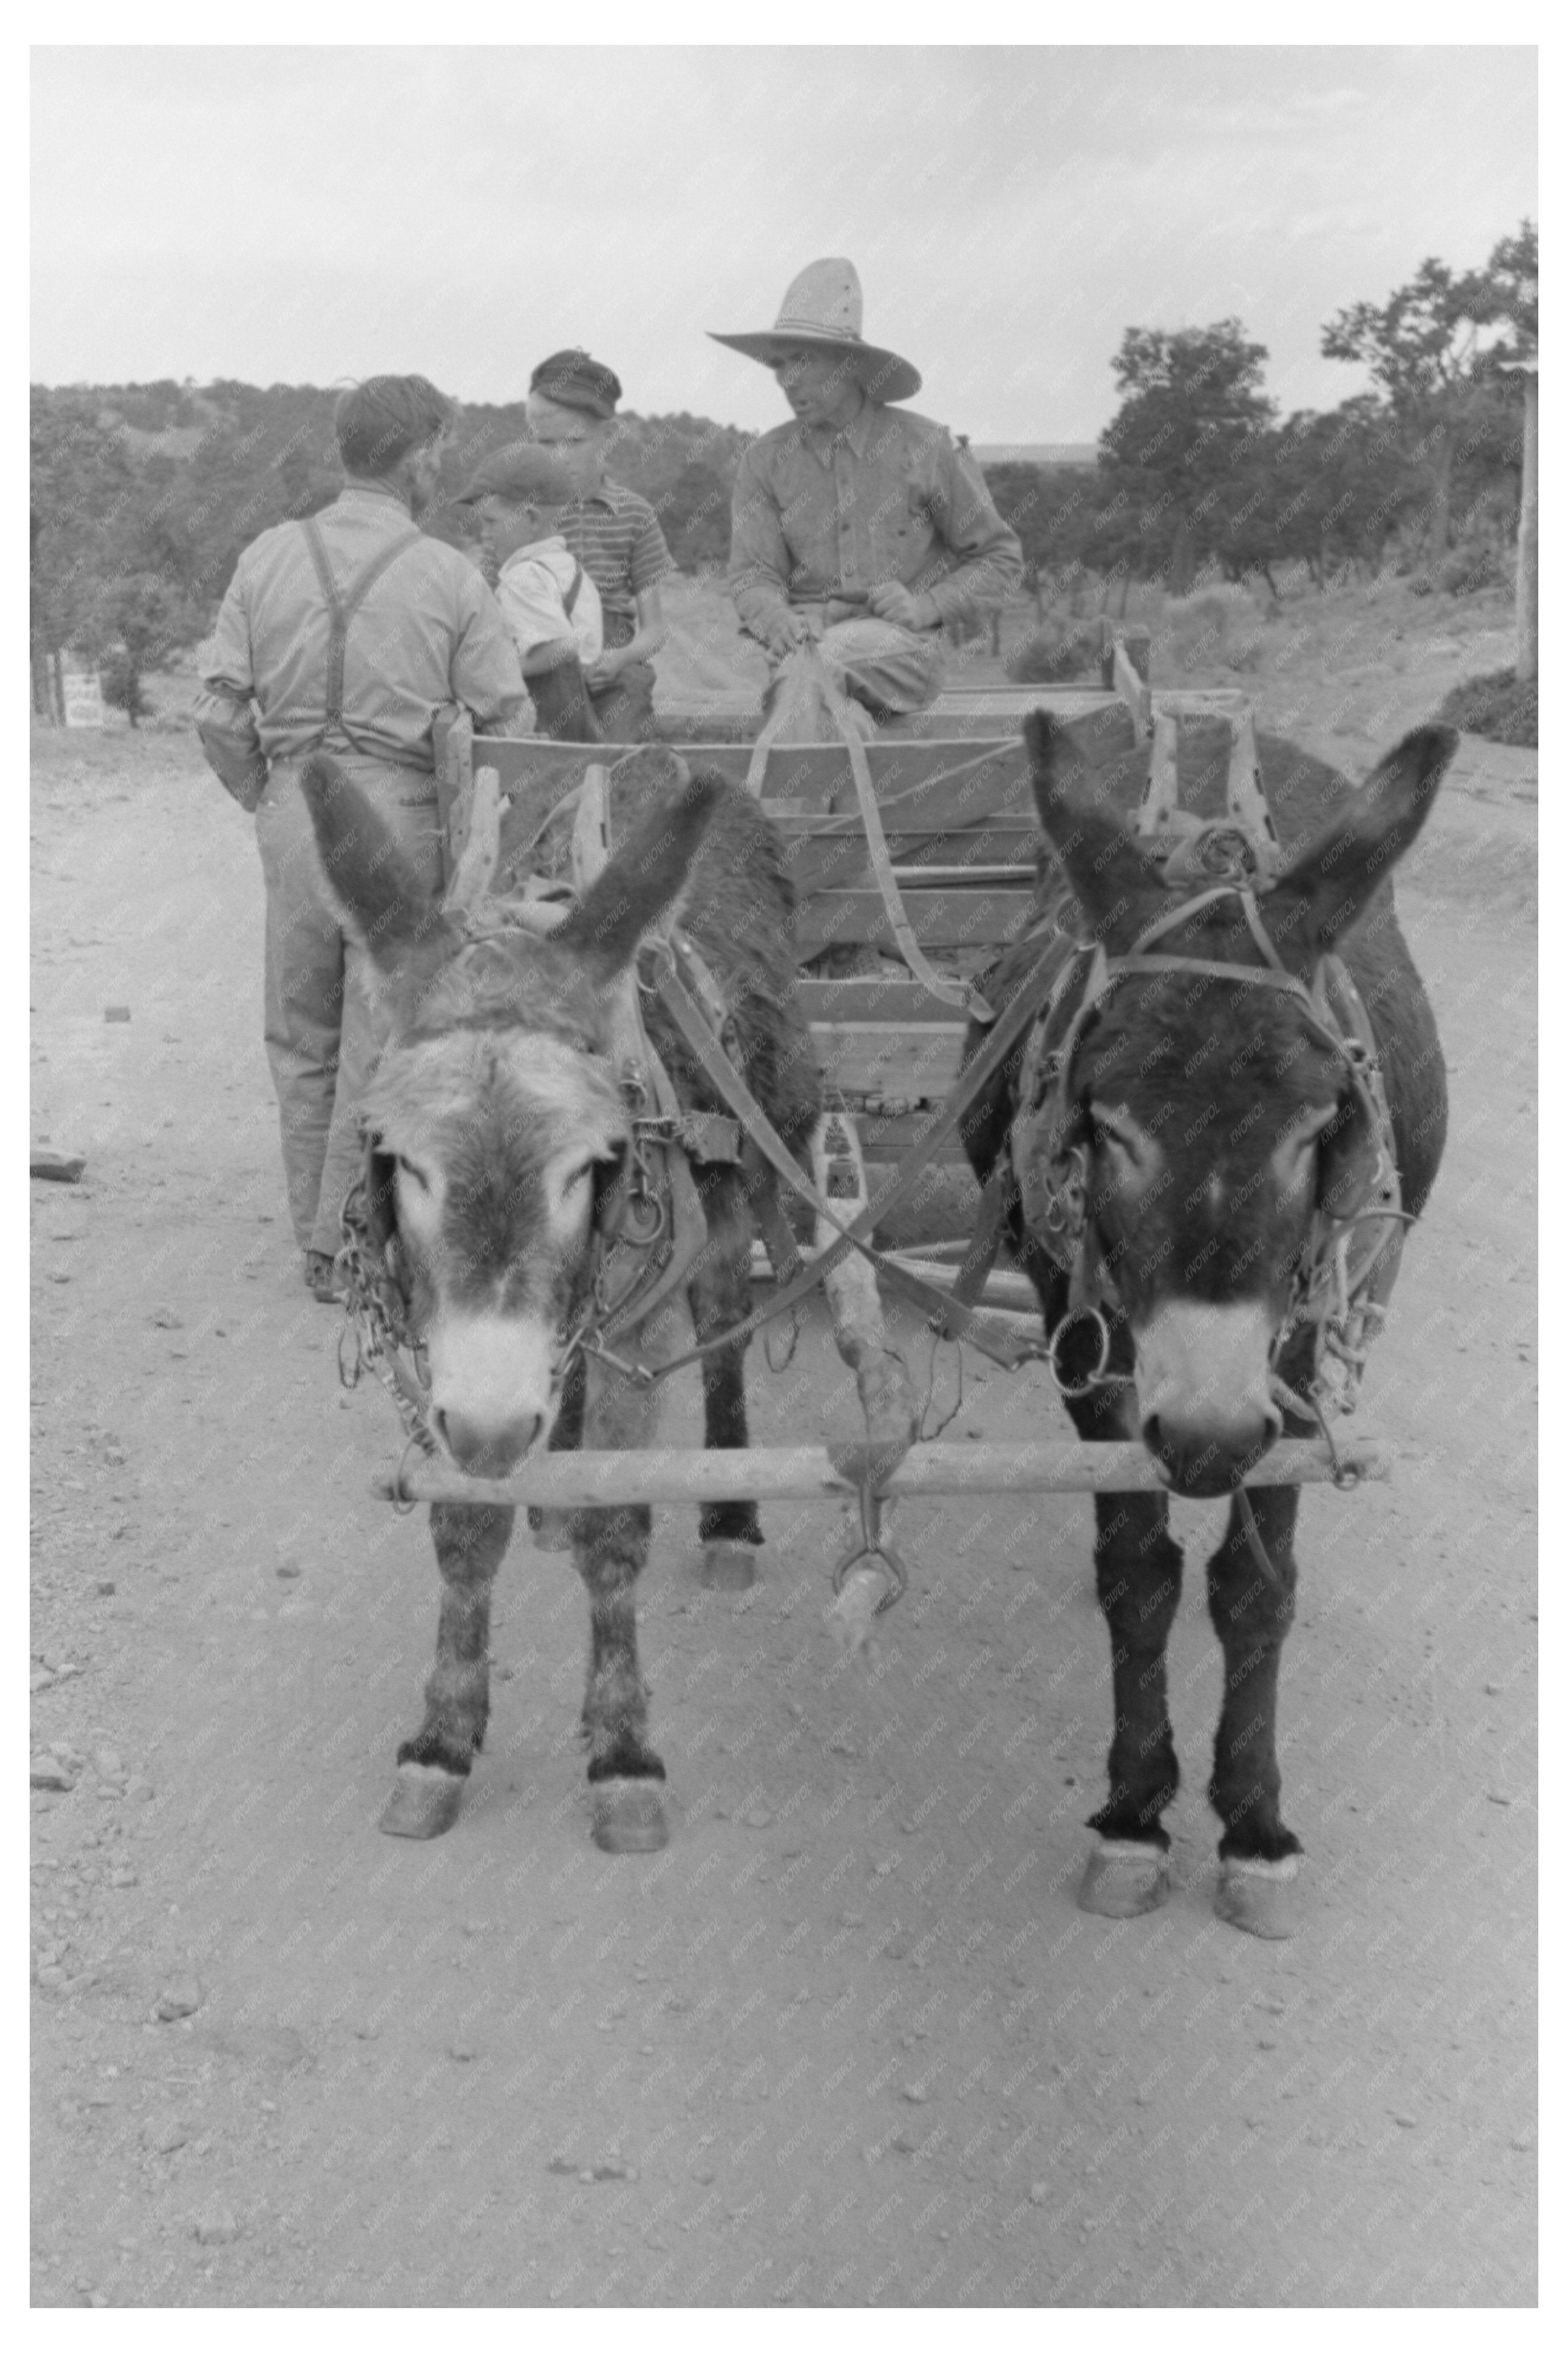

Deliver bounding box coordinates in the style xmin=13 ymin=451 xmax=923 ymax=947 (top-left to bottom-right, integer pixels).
xmin=454 ymin=443 xmax=578 ymax=505
xmin=528 ymin=349 xmax=622 ymax=419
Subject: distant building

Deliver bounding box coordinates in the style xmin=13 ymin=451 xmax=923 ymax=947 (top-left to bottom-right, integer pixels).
xmin=971 ymin=443 xmax=1098 ymax=469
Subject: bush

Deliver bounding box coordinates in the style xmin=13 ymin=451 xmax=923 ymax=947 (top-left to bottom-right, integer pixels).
xmin=1153 ymin=583 xmax=1266 ymax=675
xmin=99 ymin=647 xmax=152 ymax=724
xmin=1004 ymin=617 xmax=1101 ymax=685
xmin=1436 ymin=543 xmax=1506 ymax=596
xmin=1435 ymin=667 xmax=1537 ymax=748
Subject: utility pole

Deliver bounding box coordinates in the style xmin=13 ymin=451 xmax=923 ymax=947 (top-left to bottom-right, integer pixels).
xmin=1501 ymin=358 xmax=1537 ymax=686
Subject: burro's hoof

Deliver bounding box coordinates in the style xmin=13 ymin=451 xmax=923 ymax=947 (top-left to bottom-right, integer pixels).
xmin=591 ymin=1778 xmax=669 ymax=1855
xmin=697 ymin=1538 xmax=759 ymax=1592
xmin=378 ymin=1762 xmax=466 ymax=1840
xmin=1215 ymin=1851 xmax=1303 ymax=1940
xmin=1077 ymin=1837 xmax=1172 ymax=1919
xmin=529 ymin=1505 xmax=574 ymax=1553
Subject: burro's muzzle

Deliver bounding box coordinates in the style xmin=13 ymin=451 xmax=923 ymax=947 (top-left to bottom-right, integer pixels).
xmin=1133 ymin=1301 xmax=1284 ymax=1498
xmin=424 ymin=1312 xmax=554 ymax=1479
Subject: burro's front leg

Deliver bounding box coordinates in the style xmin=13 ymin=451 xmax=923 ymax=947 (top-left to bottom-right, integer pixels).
xmin=1078 ymin=1485 xmax=1184 ymax=1918
xmin=689 ymin=1164 xmax=768 ymax=1592
xmin=575 ymin=1342 xmax=667 ymax=1853
xmin=381 ymin=1500 xmax=515 ymax=1839
xmin=1207 ymin=1482 xmax=1303 ymax=1938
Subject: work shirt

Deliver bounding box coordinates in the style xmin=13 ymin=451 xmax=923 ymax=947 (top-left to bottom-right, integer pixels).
xmin=729 ymin=403 xmax=1023 ymax=640
xmin=497 ymin=537 xmax=604 ymax=668
xmin=195 ymin=481 xmax=523 ymax=775
xmin=555 ymin=479 xmax=675 ymax=646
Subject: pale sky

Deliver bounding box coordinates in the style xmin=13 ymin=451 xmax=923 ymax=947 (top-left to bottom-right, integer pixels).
xmin=30 ymin=44 xmax=1536 ymax=441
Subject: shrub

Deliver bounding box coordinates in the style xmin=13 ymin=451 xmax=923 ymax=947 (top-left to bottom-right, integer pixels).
xmin=1435 ymin=667 xmax=1537 ymax=748
xmin=1153 ymin=583 xmax=1266 ymax=676
xmin=1005 ymin=618 xmax=1102 ymax=684
xmin=1436 ymin=543 xmax=1506 ymax=596
xmin=99 ymin=647 xmax=152 ymax=724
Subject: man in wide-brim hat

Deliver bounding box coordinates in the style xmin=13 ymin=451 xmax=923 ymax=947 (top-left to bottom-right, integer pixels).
xmin=711 ymin=258 xmax=1022 ymax=717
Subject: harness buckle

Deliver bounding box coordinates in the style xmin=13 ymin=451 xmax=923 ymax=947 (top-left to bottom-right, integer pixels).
xmin=1047 ymin=1304 xmax=1113 ymax=1399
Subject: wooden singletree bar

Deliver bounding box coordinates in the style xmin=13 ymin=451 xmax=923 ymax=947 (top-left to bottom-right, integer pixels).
xmin=373 ymin=1435 xmax=1392 ymax=1510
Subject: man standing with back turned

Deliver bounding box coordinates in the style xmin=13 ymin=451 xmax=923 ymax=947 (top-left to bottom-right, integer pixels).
xmin=712 ymin=258 xmax=1022 ymax=718
xmin=194 ymin=375 xmax=524 ymax=1299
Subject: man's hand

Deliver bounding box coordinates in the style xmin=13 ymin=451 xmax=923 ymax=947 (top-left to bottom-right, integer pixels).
xmin=866 ymin=582 xmax=937 ymax=631
xmin=760 ymin=608 xmax=814 ymax=659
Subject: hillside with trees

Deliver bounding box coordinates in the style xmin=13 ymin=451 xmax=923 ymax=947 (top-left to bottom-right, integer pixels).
xmin=30 ymin=221 xmax=1533 ymax=720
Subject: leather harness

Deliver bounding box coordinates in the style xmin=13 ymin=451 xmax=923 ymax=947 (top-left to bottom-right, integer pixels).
xmin=338 ymin=782 xmax=1405 ymax=1468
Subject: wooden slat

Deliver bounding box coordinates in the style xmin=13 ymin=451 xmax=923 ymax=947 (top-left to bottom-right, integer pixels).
xmin=791 ymin=888 xmax=1034 ymax=957
xmin=799 ymin=979 xmax=976 ymax=1023
xmin=856 ymin=1110 xmax=982 ymax=1165
xmin=434 ymin=706 xmax=474 ymax=891
xmin=812 ymin=1020 xmax=968 ymax=1099
xmin=776 ymin=823 xmax=1038 ymax=894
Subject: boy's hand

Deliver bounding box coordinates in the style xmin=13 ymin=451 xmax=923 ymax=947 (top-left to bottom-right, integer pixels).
xmin=584 ymin=650 xmax=626 ymax=690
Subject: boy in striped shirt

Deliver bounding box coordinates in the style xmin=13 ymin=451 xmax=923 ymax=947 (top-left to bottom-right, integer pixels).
xmin=525 ymin=350 xmax=674 ymax=741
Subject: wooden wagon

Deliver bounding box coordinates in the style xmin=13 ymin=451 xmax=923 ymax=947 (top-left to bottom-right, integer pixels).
xmin=374 ymin=623 xmax=1388 ymax=1593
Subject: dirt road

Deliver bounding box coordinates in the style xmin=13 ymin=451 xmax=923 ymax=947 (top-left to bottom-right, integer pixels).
xmin=30 ymin=672 xmax=1536 ymax=2306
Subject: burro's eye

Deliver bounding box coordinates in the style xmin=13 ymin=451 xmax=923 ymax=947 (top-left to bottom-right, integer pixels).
xmin=548 ymin=1154 xmax=602 ymax=1225
xmin=1273 ymin=1103 xmax=1338 ymax=1191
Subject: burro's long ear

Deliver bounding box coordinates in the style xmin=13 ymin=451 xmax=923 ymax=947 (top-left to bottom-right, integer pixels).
xmin=1262 ymin=726 xmax=1457 ymax=972
xmin=1024 ymin=711 xmax=1167 ymax=946
xmin=298 ymin=754 xmax=458 ymax=972
xmin=555 ymin=769 xmax=726 ymax=977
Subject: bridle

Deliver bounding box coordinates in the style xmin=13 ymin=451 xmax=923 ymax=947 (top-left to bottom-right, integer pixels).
xmin=1007 ymin=876 xmax=1407 ymax=1462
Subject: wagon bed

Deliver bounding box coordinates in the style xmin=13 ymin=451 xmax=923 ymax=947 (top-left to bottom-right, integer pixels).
xmin=434 ymin=629 xmax=1270 ymax=1198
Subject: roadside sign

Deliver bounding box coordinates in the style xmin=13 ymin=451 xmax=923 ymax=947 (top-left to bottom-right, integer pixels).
xmin=63 ymin=668 xmax=104 ymax=728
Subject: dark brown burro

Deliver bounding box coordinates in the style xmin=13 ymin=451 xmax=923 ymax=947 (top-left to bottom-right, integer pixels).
xmin=962 ymin=709 xmax=1456 ymax=1935
xmin=299 ymin=750 xmax=819 ymax=1854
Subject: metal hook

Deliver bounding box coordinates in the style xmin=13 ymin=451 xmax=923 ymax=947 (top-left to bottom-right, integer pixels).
xmin=827 ymin=1452 xmax=912 ymax=1617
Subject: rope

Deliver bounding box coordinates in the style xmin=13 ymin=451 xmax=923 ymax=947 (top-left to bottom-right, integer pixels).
xmin=807 ymin=651 xmax=994 ymax=1021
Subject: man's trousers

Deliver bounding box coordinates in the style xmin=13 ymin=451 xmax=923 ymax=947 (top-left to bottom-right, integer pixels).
xmin=254 ymin=755 xmax=444 ymax=1260
xmin=796 ymin=616 xmax=945 ymax=716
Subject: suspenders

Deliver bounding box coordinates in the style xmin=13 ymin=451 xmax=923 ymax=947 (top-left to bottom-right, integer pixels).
xmin=561 ymin=558 xmax=585 ymax=622
xmin=299 ymin=518 xmax=424 ymax=755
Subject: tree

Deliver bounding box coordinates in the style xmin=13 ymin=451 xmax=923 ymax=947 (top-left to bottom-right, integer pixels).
xmin=657 ymin=460 xmax=732 ymax=569
xmin=29 ymin=392 xmax=142 ymax=714
xmin=1266 ymin=398 xmax=1411 ymax=583
xmin=1321 ymin=221 xmax=1537 ymax=558
xmin=1096 ymin=321 xmax=1276 ymax=592
xmin=980 ymin=463 xmax=1097 ymax=607
xmin=79 ymin=571 xmax=204 ymax=728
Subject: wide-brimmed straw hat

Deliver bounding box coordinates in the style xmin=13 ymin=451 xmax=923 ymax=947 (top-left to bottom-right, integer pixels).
xmin=708 ymin=258 xmax=921 ymax=405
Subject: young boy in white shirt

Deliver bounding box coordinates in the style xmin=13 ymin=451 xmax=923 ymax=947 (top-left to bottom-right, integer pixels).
xmin=455 ymin=443 xmax=606 ymax=741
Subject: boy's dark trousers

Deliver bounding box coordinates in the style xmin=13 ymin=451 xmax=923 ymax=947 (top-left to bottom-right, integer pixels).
xmin=588 ymin=659 xmax=657 ymax=743
xmin=528 ymin=655 xmax=603 ymax=743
